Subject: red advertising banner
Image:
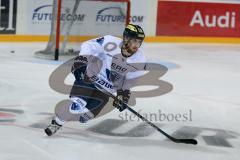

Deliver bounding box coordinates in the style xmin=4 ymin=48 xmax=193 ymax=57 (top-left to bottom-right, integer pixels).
xmin=156 ymin=1 xmax=240 ymax=37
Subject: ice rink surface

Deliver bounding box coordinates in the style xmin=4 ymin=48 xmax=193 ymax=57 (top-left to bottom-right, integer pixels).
xmin=0 ymin=42 xmax=240 ymax=160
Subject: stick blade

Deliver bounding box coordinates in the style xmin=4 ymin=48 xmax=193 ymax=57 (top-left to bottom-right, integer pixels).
xmin=172 ymin=139 xmax=198 ymax=145
xmin=176 ymin=139 xmax=198 ymax=145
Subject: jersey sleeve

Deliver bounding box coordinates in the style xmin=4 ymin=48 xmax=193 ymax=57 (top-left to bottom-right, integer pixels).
xmin=79 ymin=37 xmax=105 ymax=78
xmin=79 ymin=37 xmax=104 ymax=57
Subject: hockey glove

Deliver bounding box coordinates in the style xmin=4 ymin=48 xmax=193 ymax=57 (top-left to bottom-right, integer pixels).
xmin=113 ymin=90 xmax=130 ymax=112
xmin=71 ymin=56 xmax=88 ymax=81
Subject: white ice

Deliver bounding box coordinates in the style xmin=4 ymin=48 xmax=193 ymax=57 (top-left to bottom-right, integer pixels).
xmin=0 ymin=42 xmax=240 ymax=160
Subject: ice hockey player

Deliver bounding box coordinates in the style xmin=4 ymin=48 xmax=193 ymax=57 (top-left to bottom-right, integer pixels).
xmin=45 ymin=24 xmax=146 ymax=136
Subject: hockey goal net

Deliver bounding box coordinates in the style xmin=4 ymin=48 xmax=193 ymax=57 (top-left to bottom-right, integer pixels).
xmin=35 ymin=0 xmax=130 ymax=60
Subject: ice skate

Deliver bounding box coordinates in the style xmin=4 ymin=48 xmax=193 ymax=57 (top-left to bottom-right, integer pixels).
xmin=44 ymin=120 xmax=62 ymax=136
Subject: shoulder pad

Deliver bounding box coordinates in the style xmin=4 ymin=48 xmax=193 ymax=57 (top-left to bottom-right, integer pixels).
xmin=96 ymin=37 xmax=104 ymax=46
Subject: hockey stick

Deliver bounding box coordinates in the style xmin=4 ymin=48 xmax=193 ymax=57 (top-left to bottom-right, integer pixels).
xmin=94 ymin=84 xmax=198 ymax=145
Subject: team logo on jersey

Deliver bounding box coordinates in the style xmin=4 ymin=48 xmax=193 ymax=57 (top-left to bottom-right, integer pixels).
xmin=96 ymin=37 xmax=104 ymax=45
xmin=106 ymin=69 xmax=121 ymax=82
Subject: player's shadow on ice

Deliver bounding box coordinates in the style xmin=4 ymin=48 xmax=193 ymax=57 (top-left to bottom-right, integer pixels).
xmin=58 ymin=126 xmax=227 ymax=154
xmin=36 ymin=117 xmax=231 ymax=153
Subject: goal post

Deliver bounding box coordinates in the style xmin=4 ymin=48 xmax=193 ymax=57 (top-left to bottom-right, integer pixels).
xmin=35 ymin=0 xmax=131 ymax=61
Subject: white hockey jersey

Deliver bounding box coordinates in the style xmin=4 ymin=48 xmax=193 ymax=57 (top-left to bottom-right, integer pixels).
xmin=79 ymin=35 xmax=146 ymax=94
